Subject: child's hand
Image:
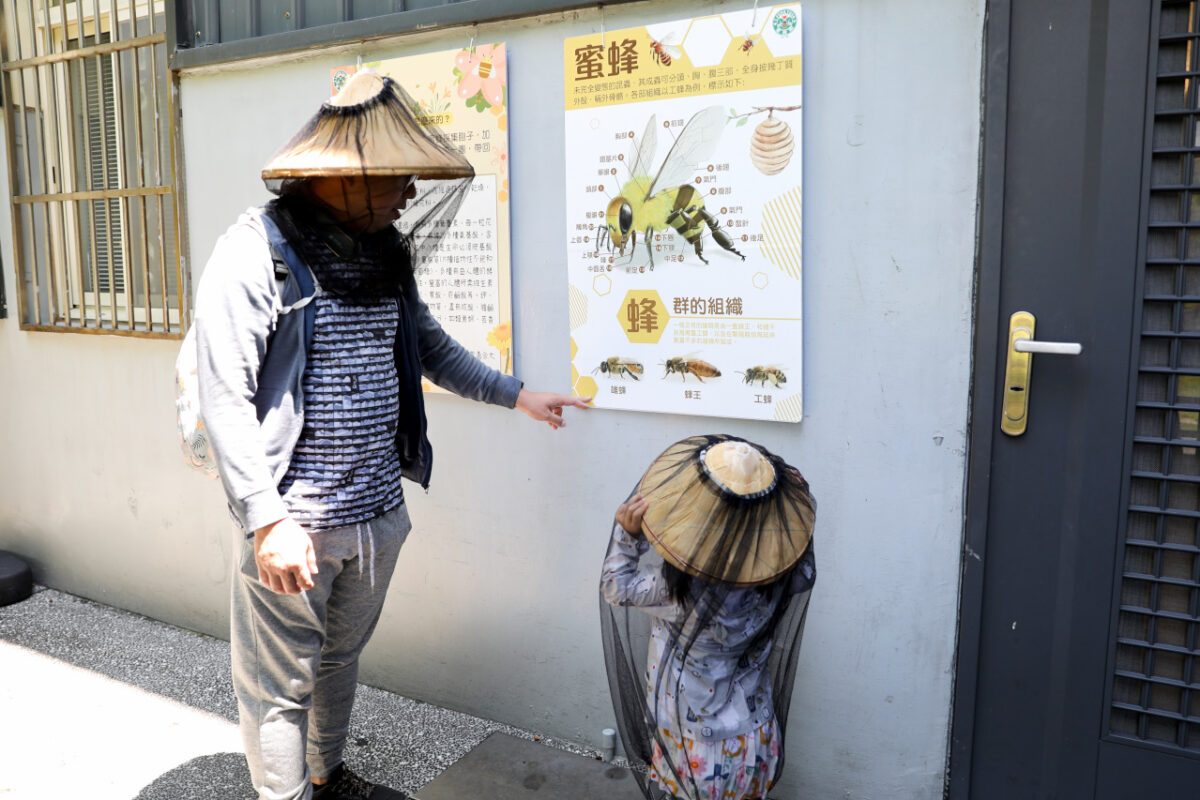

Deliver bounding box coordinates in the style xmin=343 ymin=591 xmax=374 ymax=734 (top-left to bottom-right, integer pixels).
xmin=615 ymin=494 xmax=650 ymax=536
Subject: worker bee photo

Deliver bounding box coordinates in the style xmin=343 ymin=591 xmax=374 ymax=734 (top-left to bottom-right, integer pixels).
xmin=741 ymin=34 xmax=760 ymax=54
xmin=593 ymin=357 xmax=645 ymax=380
xmin=662 ymin=356 xmax=722 ymax=382
xmin=596 ymin=106 xmax=746 ymax=267
xmin=739 ymin=366 xmax=787 ymax=388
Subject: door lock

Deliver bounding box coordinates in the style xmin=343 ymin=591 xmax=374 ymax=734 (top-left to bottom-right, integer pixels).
xmin=1001 ymin=311 xmax=1083 ymax=436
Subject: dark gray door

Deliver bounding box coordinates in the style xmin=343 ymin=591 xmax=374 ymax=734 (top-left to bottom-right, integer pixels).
xmin=953 ymin=1 xmax=1200 ymax=797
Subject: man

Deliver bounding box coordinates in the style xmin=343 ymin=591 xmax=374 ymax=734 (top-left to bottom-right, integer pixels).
xmin=194 ymin=70 xmax=588 ymax=800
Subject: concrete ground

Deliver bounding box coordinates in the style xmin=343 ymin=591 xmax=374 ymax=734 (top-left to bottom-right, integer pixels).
xmin=0 ymin=586 xmax=627 ymax=799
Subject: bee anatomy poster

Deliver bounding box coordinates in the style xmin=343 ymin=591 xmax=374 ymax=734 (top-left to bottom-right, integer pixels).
xmin=331 ymin=45 xmax=515 ymax=392
xmin=565 ymin=6 xmax=803 ymax=422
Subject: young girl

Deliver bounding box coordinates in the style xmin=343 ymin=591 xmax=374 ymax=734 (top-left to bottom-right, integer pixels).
xmin=600 ymin=434 xmax=816 ymax=800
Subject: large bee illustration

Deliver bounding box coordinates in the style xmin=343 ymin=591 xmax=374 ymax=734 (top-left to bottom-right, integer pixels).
xmin=597 ymin=106 xmax=746 ymax=267
xmin=593 ymin=357 xmax=644 ymax=380
xmin=739 ymin=366 xmax=787 ymax=388
xmin=662 ymin=356 xmax=722 ymax=382
xmin=649 ymin=31 xmax=682 ymax=66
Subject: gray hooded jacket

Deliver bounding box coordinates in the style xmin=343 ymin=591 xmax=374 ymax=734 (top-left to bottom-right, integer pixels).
xmin=194 ymin=207 xmax=521 ymax=533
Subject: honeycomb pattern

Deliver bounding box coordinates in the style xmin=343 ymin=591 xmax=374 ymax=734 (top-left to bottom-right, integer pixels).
xmin=681 ymin=17 xmax=732 ymax=68
xmin=574 ymin=374 xmax=599 ymax=400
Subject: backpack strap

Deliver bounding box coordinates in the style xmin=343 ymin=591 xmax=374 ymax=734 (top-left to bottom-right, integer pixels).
xmin=259 ymin=208 xmax=319 ymax=352
xmin=270 ymin=244 xmax=289 ymax=282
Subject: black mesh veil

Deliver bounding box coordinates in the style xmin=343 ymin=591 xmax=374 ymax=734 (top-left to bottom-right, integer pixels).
xmin=261 ymin=75 xmax=473 ymax=273
xmin=394 ymin=172 xmax=473 ymax=274
xmin=600 ymin=434 xmax=816 ymax=800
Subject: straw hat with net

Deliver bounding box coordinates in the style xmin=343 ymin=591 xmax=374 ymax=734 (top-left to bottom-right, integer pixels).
xmin=260 ymin=69 xmax=476 ymax=274
xmin=636 ymin=434 xmax=815 ymax=587
xmin=262 ymin=70 xmax=474 ymax=186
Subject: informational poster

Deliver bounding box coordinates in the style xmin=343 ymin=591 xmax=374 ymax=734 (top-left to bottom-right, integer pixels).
xmin=332 ymin=44 xmax=514 ymax=390
xmin=564 ymin=7 xmax=803 ymax=422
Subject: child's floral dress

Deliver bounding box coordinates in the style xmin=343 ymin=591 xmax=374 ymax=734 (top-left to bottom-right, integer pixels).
xmin=648 ymin=717 xmax=782 ymax=800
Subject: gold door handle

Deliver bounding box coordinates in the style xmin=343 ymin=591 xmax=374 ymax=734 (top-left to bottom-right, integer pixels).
xmin=1001 ymin=311 xmax=1083 ymax=436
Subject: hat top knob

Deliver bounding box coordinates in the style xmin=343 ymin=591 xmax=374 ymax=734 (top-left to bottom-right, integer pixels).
xmin=723 ymin=443 xmax=759 ymax=493
xmin=329 ymin=69 xmax=385 ymax=108
xmin=701 ymin=439 xmax=776 ymax=497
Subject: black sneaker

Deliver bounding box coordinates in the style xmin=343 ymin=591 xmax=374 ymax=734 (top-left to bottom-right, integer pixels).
xmin=311 ymin=764 xmax=408 ymax=800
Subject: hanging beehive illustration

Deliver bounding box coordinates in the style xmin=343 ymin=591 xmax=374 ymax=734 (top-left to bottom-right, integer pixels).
xmin=750 ymin=112 xmax=795 ymax=176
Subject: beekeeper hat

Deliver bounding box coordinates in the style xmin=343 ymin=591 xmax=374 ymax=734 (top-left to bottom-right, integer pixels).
xmin=261 ymin=70 xmax=473 ymax=186
xmin=636 ymin=435 xmax=815 ymax=586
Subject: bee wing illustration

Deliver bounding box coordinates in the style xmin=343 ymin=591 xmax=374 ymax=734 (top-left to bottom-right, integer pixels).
xmin=645 ymin=105 xmax=727 ymax=199
xmin=662 ymin=43 xmax=683 ymax=58
xmin=628 ymin=115 xmax=659 ymax=180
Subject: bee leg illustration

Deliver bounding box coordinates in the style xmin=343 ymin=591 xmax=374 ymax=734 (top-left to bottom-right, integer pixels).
xmin=645 ymin=225 xmax=655 ymax=266
xmin=699 ymin=209 xmax=746 ymax=261
xmin=668 ymin=208 xmax=710 ymax=264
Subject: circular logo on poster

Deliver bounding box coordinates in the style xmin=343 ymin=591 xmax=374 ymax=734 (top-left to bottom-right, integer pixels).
xmin=772 ymin=8 xmax=798 ymax=37
xmin=332 ymin=69 xmax=350 ymax=93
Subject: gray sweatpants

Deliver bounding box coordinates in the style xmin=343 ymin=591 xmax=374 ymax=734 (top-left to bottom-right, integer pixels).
xmin=232 ymin=503 xmax=412 ymax=800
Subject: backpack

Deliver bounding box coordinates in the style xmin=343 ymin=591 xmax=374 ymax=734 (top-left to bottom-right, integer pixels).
xmin=175 ymin=329 xmax=219 ymax=477
xmin=174 ymin=214 xmax=316 ymax=478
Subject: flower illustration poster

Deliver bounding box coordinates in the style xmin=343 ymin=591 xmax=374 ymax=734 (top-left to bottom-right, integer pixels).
xmin=563 ymin=7 xmax=803 ymax=423
xmin=330 ymin=46 xmax=515 ymax=393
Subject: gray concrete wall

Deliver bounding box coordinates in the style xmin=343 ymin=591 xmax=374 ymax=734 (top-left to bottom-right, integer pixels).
xmin=0 ymin=1 xmax=984 ymax=796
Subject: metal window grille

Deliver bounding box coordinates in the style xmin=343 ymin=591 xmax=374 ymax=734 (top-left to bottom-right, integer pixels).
xmin=1109 ymin=0 xmax=1200 ymax=752
xmin=1 ymin=1 xmax=183 ymax=337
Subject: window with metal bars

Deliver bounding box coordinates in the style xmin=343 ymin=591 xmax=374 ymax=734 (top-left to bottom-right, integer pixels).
xmin=1 ymin=1 xmax=183 ymax=337
xmin=1109 ymin=0 xmax=1200 ymax=752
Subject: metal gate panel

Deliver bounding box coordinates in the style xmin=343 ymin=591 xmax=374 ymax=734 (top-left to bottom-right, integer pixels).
xmin=1108 ymin=0 xmax=1200 ymax=756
